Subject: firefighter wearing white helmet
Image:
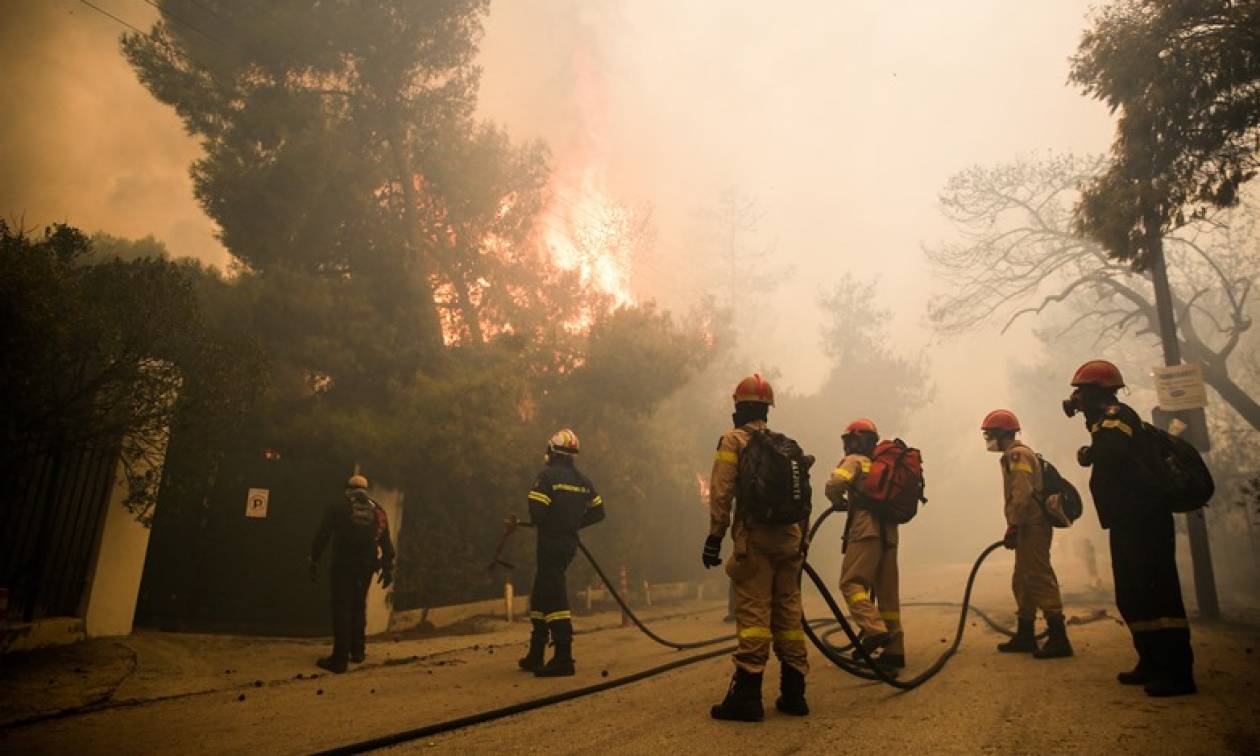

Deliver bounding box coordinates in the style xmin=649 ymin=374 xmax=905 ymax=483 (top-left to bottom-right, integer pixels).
xmin=309 ymin=473 xmax=395 ymax=674
xmin=518 ymin=428 xmax=605 ymax=678
xmin=705 ymin=374 xmax=810 ymax=722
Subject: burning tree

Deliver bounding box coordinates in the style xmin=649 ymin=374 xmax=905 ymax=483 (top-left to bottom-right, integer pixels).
xmin=116 ymin=1 xmax=720 ymax=612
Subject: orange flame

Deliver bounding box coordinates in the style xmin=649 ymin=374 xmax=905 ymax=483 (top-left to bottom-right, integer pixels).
xmin=696 ymin=472 xmax=710 ymax=507
xmin=543 ymin=174 xmax=636 ymax=310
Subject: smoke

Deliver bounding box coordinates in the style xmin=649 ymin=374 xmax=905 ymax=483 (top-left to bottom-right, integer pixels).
xmin=6 ymin=1 xmax=1253 ymax=598
xmin=475 ymin=0 xmax=1122 ymax=570
xmin=0 ymin=0 xmax=227 ymax=266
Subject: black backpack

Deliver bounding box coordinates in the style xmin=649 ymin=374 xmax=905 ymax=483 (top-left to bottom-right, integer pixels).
xmin=1036 ymin=455 xmax=1083 ymax=528
xmin=1143 ymin=423 xmax=1215 ymax=512
xmin=737 ymin=429 xmax=815 ymax=526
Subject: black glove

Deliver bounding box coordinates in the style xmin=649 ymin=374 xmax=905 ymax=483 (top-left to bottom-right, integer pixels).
xmin=830 ymin=493 xmax=849 ymax=513
xmin=1077 ymin=445 xmax=1093 ymax=468
xmin=378 ymin=569 xmax=393 ymax=589
xmin=1003 ymin=525 xmax=1018 ymax=550
xmin=702 ymin=535 xmax=723 ymax=568
xmin=308 ymin=559 xmax=319 ymax=582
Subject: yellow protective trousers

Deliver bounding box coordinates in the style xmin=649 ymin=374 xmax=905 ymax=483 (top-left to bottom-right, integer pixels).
xmin=726 ymin=524 xmax=809 ymax=676
xmin=1012 ymin=522 xmax=1063 ymax=621
xmin=839 ymin=536 xmax=903 ymax=655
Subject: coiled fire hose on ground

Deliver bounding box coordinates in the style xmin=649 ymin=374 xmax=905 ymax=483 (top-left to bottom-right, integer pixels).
xmin=317 ymin=514 xmax=1014 ymax=753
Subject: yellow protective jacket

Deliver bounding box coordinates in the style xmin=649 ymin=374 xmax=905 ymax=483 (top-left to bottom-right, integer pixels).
xmin=1001 ymin=442 xmax=1046 ymax=527
xmin=826 ymin=453 xmax=898 ymax=546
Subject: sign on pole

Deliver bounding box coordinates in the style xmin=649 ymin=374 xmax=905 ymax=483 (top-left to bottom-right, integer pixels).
xmin=1152 ymin=363 xmax=1208 ymax=411
xmin=245 ymin=488 xmax=270 ymax=519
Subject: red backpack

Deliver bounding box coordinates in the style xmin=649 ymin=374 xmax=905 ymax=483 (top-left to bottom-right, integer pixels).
xmin=858 ymin=439 xmax=927 ymax=524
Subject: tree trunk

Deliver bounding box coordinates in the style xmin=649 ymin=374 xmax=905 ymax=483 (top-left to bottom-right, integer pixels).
xmin=1200 ymin=360 xmax=1260 ymax=433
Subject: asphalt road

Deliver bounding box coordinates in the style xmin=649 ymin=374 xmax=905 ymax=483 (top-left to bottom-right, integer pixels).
xmin=3 ymin=595 xmax=1257 ymax=756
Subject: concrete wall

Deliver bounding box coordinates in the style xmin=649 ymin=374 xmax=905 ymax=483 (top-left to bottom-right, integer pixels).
xmin=82 ymin=432 xmax=171 ymax=639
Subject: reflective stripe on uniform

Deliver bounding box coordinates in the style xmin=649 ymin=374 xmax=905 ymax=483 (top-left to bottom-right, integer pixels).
xmin=1094 ymin=419 xmax=1134 ymax=436
xmin=1128 ymin=617 xmax=1189 ymax=632
xmin=529 ymin=611 xmax=544 ymax=620
xmin=528 ymin=491 xmax=552 ymax=506
xmin=833 ymin=467 xmax=854 ymax=481
xmin=860 ymin=461 xmax=871 ymax=473
xmin=554 ymin=483 xmax=590 ymax=494
xmin=845 ymin=590 xmax=871 ymax=605
xmin=880 ymin=611 xmax=900 ymax=621
xmin=774 ymin=629 xmax=806 ymax=642
xmin=715 ymin=450 xmax=738 ymax=465
xmin=543 ymin=610 xmax=572 ymax=623
xmin=590 ymin=495 xmax=603 ymax=507
xmin=1010 ymin=462 xmax=1034 ymax=474
xmin=738 ymin=626 xmax=773 ymax=640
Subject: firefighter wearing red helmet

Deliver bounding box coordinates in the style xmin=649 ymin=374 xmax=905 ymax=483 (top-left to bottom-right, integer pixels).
xmin=1066 ymin=360 xmax=1196 ymax=697
xmin=980 ymin=409 xmax=1072 ymax=659
xmin=824 ymin=419 xmax=906 ymax=670
xmin=518 ymin=429 xmax=605 ymax=678
xmin=704 ymin=374 xmax=809 ymax=722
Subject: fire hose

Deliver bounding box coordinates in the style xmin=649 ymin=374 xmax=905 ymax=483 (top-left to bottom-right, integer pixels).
xmin=806 ymin=504 xmax=1043 ymax=665
xmin=317 ymin=512 xmax=1033 ymax=753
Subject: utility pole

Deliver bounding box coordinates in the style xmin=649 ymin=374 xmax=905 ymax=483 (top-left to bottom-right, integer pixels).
xmin=1146 ymin=217 xmax=1220 ymax=620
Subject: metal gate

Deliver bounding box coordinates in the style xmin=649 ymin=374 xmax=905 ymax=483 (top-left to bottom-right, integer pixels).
xmin=0 ymin=441 xmax=119 ymax=621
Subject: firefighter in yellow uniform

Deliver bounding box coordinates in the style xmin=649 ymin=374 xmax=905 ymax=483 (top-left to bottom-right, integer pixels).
xmin=825 ymin=419 xmax=904 ymax=669
xmin=981 ymin=409 xmax=1073 ymax=658
xmin=703 ymin=374 xmax=809 ymax=722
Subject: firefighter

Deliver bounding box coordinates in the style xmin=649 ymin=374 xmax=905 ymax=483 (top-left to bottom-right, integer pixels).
xmin=518 ymin=429 xmax=605 ymax=678
xmin=1067 ymin=360 xmax=1195 ymax=696
xmin=703 ymin=374 xmax=809 ymax=722
xmin=824 ymin=419 xmax=905 ymax=669
xmin=981 ymin=409 xmax=1072 ymax=659
xmin=309 ymin=474 xmax=395 ymax=674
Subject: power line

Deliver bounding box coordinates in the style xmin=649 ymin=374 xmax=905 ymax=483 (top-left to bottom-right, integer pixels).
xmin=138 ymin=0 xmax=230 ymax=48
xmin=76 ymin=0 xmax=146 ymax=35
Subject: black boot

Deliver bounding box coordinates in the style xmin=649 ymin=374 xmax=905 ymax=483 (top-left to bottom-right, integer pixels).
xmin=316 ymin=656 xmax=347 ymax=674
xmin=1117 ymin=635 xmax=1153 ymax=685
xmin=535 ymin=620 xmax=575 ymax=677
xmin=860 ymin=630 xmax=892 ymax=654
xmin=1033 ymin=614 xmax=1073 ymax=659
xmin=710 ymin=669 xmax=764 ymax=722
xmin=1143 ymin=633 xmax=1196 ymax=697
xmin=997 ymin=618 xmax=1037 ymax=653
xmin=775 ymin=665 xmax=809 ymax=716
xmin=518 ymin=619 xmax=548 ymax=672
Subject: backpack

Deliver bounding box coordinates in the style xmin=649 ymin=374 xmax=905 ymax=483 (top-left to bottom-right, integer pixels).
xmin=1035 ymin=455 xmax=1083 ymax=528
xmin=737 ymin=429 xmax=815 ymax=526
xmin=1143 ymin=423 xmax=1215 ymax=512
xmin=859 ymin=439 xmax=927 ymax=524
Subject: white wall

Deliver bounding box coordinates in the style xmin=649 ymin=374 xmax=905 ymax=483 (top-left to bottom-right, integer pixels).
xmin=82 ymin=433 xmax=170 ymax=638
xmin=365 ymin=488 xmax=404 ymax=636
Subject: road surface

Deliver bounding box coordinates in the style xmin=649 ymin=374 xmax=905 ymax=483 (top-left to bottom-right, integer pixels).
xmin=2 ymin=592 xmax=1257 ymax=755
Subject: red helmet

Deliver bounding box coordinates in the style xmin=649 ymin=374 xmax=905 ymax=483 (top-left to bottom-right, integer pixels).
xmin=1071 ymin=360 xmax=1125 ymax=389
xmin=980 ymin=409 xmax=1020 ymax=433
xmin=732 ymin=373 xmax=774 ymax=406
xmin=842 ymin=418 xmax=879 ymax=437
xmin=547 ymin=428 xmax=580 ymax=455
